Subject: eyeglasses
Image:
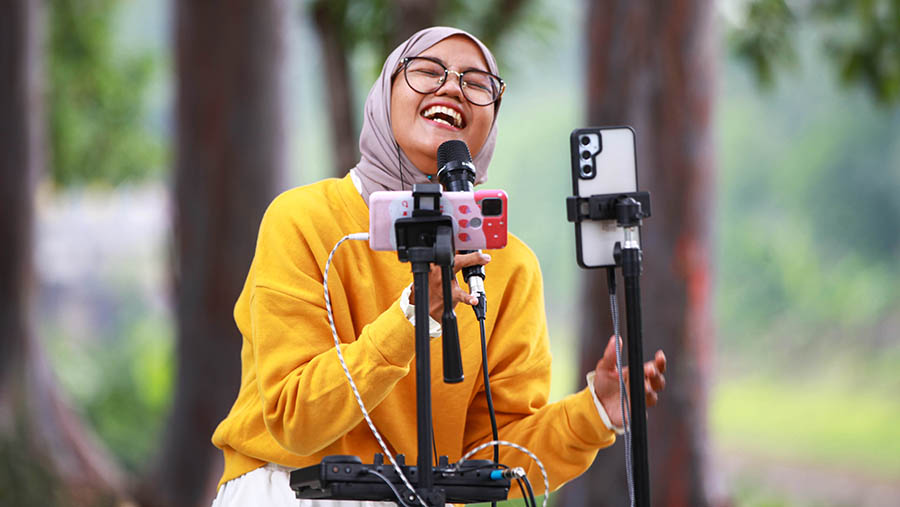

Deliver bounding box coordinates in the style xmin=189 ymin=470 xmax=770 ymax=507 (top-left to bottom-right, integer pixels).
xmin=400 ymin=56 xmax=505 ymax=106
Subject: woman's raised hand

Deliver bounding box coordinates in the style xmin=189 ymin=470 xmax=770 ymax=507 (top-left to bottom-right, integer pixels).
xmin=592 ymin=336 xmax=667 ymax=429
xmin=409 ymin=252 xmax=491 ymax=321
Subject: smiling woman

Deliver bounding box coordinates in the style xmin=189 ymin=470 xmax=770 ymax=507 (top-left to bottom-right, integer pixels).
xmin=209 ymin=26 xmax=665 ymax=507
xmin=389 ymin=36 xmax=499 ymax=176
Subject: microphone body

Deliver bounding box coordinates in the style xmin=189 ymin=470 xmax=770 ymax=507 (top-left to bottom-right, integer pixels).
xmin=436 ymin=141 xmax=486 ymax=299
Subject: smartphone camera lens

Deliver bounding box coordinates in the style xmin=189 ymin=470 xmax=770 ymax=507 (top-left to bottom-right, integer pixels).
xmin=581 ymin=164 xmax=593 ymax=177
xmin=581 ymin=150 xmax=591 ymax=160
xmin=580 ymin=136 xmax=590 ymax=146
xmin=479 ymin=197 xmax=503 ymax=216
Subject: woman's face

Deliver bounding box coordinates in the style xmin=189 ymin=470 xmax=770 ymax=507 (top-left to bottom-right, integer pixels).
xmin=390 ymin=35 xmax=495 ymax=175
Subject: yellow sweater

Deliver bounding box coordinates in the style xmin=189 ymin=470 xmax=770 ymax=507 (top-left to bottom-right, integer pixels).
xmin=211 ymin=175 xmax=616 ymax=493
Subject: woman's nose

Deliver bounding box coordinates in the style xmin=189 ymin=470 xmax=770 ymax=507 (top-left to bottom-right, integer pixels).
xmin=435 ymin=72 xmax=465 ymax=101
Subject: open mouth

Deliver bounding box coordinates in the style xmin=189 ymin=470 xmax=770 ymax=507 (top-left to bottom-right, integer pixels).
xmin=421 ymin=105 xmax=466 ymax=129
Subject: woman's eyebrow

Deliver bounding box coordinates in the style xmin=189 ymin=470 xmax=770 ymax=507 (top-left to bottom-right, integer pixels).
xmin=422 ymin=55 xmax=489 ymax=73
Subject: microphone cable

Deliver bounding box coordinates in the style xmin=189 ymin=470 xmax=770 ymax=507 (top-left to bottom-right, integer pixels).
xmin=459 ymin=439 xmax=549 ymax=507
xmin=475 ymin=292 xmax=501 ymax=507
xmin=476 ymin=294 xmax=500 ymax=464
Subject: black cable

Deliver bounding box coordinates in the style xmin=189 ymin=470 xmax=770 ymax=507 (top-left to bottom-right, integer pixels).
xmin=396 ymin=141 xmax=406 ymax=191
xmin=606 ymin=265 xmax=616 ymax=296
xmin=477 ymin=295 xmax=500 ymax=464
xmin=431 ymin=426 xmax=438 ymax=466
xmin=476 ymin=294 xmax=500 ymax=507
xmin=365 ymin=469 xmax=412 ymax=507
xmin=521 ymin=474 xmax=537 ymax=507
xmin=514 ymin=477 xmax=533 ymax=507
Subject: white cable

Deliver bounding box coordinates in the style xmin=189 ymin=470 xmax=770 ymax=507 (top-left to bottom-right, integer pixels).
xmin=323 ymin=232 xmax=427 ymax=507
xmin=610 ymin=292 xmax=635 ymax=507
xmin=327 ymin=233 xmax=550 ymax=507
xmin=458 ymin=440 xmax=550 ymax=507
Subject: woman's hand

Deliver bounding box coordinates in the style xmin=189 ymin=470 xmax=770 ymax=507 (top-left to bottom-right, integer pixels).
xmin=409 ymin=252 xmax=491 ymax=321
xmin=593 ymin=336 xmax=666 ymax=429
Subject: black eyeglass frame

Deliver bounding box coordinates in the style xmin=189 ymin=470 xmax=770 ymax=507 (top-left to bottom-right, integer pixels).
xmin=399 ymin=56 xmax=506 ymax=107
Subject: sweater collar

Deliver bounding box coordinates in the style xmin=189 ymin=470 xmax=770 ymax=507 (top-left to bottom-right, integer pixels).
xmin=336 ymin=173 xmax=370 ymax=232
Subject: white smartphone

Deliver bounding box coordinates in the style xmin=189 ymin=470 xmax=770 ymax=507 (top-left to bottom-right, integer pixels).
xmin=570 ymin=126 xmax=639 ymax=268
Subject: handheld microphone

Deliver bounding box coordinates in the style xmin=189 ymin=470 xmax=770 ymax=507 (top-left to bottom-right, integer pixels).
xmin=436 ymin=140 xmax=486 ymax=301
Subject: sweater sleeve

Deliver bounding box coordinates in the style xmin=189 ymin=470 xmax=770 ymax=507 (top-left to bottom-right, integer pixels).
xmin=462 ymin=249 xmax=617 ymax=494
xmin=248 ymin=194 xmax=416 ymax=456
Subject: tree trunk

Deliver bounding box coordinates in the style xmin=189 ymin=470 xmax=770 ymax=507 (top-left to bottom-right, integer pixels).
xmin=389 ymin=0 xmax=439 ymax=50
xmin=311 ymin=0 xmax=360 ymax=177
xmin=135 ymin=1 xmax=288 ymax=505
xmin=557 ymin=1 xmax=723 ymax=506
xmin=475 ymin=0 xmax=532 ymax=49
xmin=0 ymin=1 xmax=126 ymax=505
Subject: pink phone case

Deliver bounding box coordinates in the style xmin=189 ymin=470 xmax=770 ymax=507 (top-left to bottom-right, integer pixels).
xmin=369 ymin=190 xmax=508 ymax=251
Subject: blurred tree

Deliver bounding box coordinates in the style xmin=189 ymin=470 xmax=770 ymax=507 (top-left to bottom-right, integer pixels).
xmin=48 ymin=0 xmax=164 ymax=187
xmin=0 ymin=0 xmax=127 ymax=505
xmin=556 ymin=1 xmax=720 ymax=506
xmin=307 ymin=0 xmax=535 ymax=177
xmin=723 ymin=0 xmax=900 ymax=352
xmin=133 ymin=0 xmax=288 ymax=506
xmin=732 ymin=0 xmax=900 ymax=105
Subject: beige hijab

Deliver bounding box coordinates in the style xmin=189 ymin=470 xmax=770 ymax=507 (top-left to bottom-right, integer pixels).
xmin=352 ymin=27 xmax=501 ymax=204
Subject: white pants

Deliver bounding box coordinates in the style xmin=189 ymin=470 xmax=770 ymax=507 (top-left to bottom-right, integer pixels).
xmin=211 ymin=463 xmax=396 ymax=507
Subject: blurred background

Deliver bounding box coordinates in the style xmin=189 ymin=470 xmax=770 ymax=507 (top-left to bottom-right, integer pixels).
xmin=2 ymin=0 xmax=898 ymax=506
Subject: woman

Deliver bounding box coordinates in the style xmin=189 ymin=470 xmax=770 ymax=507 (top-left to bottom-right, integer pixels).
xmin=211 ymin=26 xmax=666 ymax=506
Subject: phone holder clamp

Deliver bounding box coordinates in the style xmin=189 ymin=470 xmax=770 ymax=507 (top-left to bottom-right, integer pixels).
xmin=565 ymin=191 xmax=651 ymax=224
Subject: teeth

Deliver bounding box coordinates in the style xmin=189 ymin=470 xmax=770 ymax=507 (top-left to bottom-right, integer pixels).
xmin=422 ymin=105 xmax=463 ymax=128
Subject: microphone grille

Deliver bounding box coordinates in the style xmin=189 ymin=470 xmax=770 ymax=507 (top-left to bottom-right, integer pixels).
xmin=437 ymin=140 xmax=472 ymax=167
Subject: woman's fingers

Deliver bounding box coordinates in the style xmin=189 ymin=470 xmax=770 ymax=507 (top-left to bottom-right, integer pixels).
xmin=645 ymin=378 xmax=659 ymax=407
xmin=453 ymin=252 xmax=491 ymax=273
xmin=597 ymin=336 xmax=618 ymax=372
xmin=644 ymin=359 xmax=665 ymax=392
xmin=411 ymin=254 xmax=492 ymax=320
xmin=452 ymin=280 xmax=478 ymax=305
xmin=643 ymin=351 xmax=665 ymax=406
xmin=654 ymin=349 xmax=667 ymax=374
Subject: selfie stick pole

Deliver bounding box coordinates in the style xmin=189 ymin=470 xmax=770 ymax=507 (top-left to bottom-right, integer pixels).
xmin=566 ymin=191 xmax=652 ymax=507
xmin=395 ymin=183 xmax=460 ymax=505
xmin=615 ymin=197 xmax=651 ymax=507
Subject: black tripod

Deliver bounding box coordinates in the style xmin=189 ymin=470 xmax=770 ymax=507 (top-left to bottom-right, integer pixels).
xmin=395 ymin=183 xmax=463 ymax=506
xmin=567 ymin=191 xmax=653 ymax=507
xmin=291 ymin=184 xmax=509 ymax=506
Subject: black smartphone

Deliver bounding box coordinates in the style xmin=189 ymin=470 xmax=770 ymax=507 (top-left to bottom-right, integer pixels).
xmin=570 ymin=126 xmax=639 ymax=268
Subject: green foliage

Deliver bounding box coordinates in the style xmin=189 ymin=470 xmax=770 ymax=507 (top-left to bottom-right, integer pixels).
xmin=48 ymin=0 xmax=165 ymax=187
xmin=731 ymin=0 xmax=900 ymax=105
xmin=815 ymin=0 xmax=900 ymax=104
xmin=717 ymin=25 xmax=900 ymax=353
xmin=712 ymin=376 xmax=900 ymax=475
xmin=305 ymin=0 xmax=551 ymax=81
xmin=729 ymin=0 xmax=798 ymax=86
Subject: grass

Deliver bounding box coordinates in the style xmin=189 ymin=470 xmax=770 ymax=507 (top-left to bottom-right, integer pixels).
xmin=711 ymin=375 xmax=900 ymax=477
